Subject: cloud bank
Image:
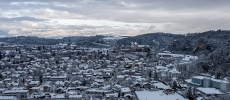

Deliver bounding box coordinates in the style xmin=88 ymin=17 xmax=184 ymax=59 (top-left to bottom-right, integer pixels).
xmin=0 ymin=0 xmax=230 ymax=38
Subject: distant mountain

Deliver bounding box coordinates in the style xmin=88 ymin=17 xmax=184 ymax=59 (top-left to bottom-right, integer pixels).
xmin=117 ymin=30 xmax=230 ymax=78
xmin=62 ymin=36 xmax=85 ymax=41
xmin=117 ymin=30 xmax=230 ymax=54
xmin=0 ymin=36 xmax=61 ymax=45
xmin=0 ymin=30 xmax=230 ymax=50
xmin=62 ymin=35 xmax=107 ymax=47
xmin=117 ymin=32 xmax=175 ymax=48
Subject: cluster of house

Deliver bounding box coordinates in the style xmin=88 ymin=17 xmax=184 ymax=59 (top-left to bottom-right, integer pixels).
xmin=157 ymin=51 xmax=230 ymax=99
xmin=0 ymin=41 xmax=225 ymax=100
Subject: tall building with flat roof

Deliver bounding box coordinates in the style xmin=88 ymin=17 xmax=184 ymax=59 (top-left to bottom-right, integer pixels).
xmin=186 ymin=76 xmax=230 ymax=92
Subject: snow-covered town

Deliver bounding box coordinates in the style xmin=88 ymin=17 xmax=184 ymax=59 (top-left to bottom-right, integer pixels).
xmin=1 ymin=0 xmax=230 ymax=99
xmin=0 ymin=38 xmax=229 ymax=100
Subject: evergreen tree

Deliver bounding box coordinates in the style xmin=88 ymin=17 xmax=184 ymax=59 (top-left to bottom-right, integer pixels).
xmin=56 ymin=60 xmax=59 ymax=64
xmin=82 ymin=80 xmax=87 ymax=86
xmin=172 ymin=80 xmax=177 ymax=91
xmin=192 ymin=87 xmax=197 ymax=98
xmin=186 ymin=86 xmax=193 ymax=99
xmin=154 ymin=70 xmax=158 ymax=80
xmin=37 ymin=46 xmax=41 ymax=51
xmin=22 ymin=78 xmax=25 ymax=83
xmin=0 ymin=52 xmax=2 ymax=59
xmin=52 ymin=52 xmax=56 ymax=57
xmin=39 ymin=75 xmax=43 ymax=84
xmin=0 ymin=73 xmax=3 ymax=79
xmin=149 ymin=70 xmax=152 ymax=78
xmin=18 ymin=49 xmax=21 ymax=54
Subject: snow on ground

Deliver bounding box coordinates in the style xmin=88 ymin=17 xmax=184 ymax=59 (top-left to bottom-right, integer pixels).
xmin=157 ymin=53 xmax=184 ymax=58
xmin=92 ymin=42 xmax=110 ymax=47
xmin=135 ymin=90 xmax=187 ymax=100
xmin=153 ymin=82 xmax=169 ymax=89
xmin=197 ymin=88 xmax=223 ymax=95
xmin=182 ymin=55 xmax=198 ymax=61
xmin=103 ymin=36 xmax=127 ymax=40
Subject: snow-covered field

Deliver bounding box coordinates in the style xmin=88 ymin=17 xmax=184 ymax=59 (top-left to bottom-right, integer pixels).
xmin=135 ymin=90 xmax=187 ymax=100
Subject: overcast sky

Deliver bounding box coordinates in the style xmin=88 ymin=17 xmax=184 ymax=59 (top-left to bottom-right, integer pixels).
xmin=0 ymin=0 xmax=230 ymax=38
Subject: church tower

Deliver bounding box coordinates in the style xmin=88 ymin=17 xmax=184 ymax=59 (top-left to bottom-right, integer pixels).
xmin=68 ymin=36 xmax=71 ymax=47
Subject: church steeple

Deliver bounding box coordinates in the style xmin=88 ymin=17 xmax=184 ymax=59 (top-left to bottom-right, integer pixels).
xmin=68 ymin=36 xmax=71 ymax=46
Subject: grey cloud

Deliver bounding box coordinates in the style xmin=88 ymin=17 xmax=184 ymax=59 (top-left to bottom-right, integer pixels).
xmin=1 ymin=0 xmax=229 ymax=10
xmin=122 ymin=0 xmax=230 ymax=10
xmin=0 ymin=0 xmax=81 ymax=3
xmin=0 ymin=0 xmax=230 ymax=37
xmin=0 ymin=1 xmax=229 ymax=22
xmin=0 ymin=16 xmax=47 ymax=22
xmin=67 ymin=25 xmax=105 ymax=30
xmin=149 ymin=25 xmax=156 ymax=30
xmin=0 ymin=0 xmax=226 ymax=11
